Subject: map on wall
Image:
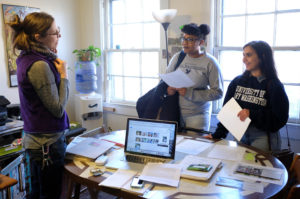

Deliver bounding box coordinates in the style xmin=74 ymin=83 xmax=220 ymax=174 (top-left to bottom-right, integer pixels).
xmin=2 ymin=4 xmax=40 ymax=87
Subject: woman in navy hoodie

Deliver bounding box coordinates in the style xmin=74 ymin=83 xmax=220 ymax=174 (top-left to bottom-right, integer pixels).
xmin=205 ymin=41 xmax=289 ymax=152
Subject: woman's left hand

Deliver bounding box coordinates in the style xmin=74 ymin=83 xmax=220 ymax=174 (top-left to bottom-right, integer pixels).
xmin=237 ymin=109 xmax=250 ymax=121
xmin=176 ymin=88 xmax=187 ymax=96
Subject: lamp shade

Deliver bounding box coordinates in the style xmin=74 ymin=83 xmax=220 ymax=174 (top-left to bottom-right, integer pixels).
xmin=152 ymin=9 xmax=177 ymax=23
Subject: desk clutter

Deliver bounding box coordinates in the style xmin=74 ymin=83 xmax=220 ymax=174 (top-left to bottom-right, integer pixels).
xmin=65 ymin=128 xmax=286 ymax=198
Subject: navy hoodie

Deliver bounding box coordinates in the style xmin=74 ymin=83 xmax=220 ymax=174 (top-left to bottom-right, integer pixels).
xmin=212 ymin=74 xmax=289 ymax=139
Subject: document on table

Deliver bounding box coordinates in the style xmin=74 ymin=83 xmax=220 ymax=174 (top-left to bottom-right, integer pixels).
xmin=231 ymin=162 xmax=285 ymax=185
xmin=139 ymin=163 xmax=181 ymax=187
xmin=217 ymin=97 xmax=251 ymax=141
xmin=159 ymin=69 xmax=195 ymax=88
xmin=178 ymin=155 xmax=222 ymax=181
xmin=176 ymin=139 xmax=212 ymax=155
xmin=99 ymin=169 xmax=137 ymax=189
xmin=216 ymin=176 xmax=264 ymax=193
xmin=207 ymin=144 xmax=245 ymax=162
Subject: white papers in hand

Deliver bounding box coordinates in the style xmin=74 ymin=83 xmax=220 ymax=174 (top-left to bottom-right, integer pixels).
xmin=139 ymin=163 xmax=181 ymax=187
xmin=217 ymin=97 xmax=251 ymax=141
xmin=99 ymin=169 xmax=137 ymax=188
xmin=159 ymin=69 xmax=195 ymax=88
xmin=207 ymin=144 xmax=245 ymax=162
xmin=176 ymin=139 xmax=212 ymax=155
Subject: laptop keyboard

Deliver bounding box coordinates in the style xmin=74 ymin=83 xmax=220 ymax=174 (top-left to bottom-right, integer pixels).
xmin=125 ymin=154 xmax=166 ymax=164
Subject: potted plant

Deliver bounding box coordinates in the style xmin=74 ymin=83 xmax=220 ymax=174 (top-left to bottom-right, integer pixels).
xmin=73 ymin=45 xmax=101 ymax=64
xmin=73 ymin=45 xmax=101 ymax=94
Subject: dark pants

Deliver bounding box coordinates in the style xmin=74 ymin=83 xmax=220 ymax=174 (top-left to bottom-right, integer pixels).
xmin=26 ymin=135 xmax=66 ymax=199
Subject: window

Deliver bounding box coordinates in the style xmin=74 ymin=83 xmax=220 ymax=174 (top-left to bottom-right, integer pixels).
xmin=215 ymin=0 xmax=300 ymax=123
xmin=104 ymin=0 xmax=161 ymax=104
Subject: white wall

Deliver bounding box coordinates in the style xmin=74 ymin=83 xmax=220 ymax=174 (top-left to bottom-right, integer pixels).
xmin=0 ymin=0 xmax=80 ymax=121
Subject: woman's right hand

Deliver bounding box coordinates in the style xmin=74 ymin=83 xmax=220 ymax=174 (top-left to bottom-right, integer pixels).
xmin=54 ymin=58 xmax=68 ymax=79
xmin=167 ymin=86 xmax=177 ymax=96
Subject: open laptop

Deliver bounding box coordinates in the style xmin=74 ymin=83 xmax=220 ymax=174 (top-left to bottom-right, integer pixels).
xmin=105 ymin=118 xmax=177 ymax=170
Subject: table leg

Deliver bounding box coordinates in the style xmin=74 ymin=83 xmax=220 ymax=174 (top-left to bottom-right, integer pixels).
xmin=74 ymin=183 xmax=81 ymax=199
xmin=88 ymin=187 xmax=99 ymax=199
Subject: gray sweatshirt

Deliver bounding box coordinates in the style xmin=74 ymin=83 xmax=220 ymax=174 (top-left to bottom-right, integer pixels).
xmin=166 ymin=52 xmax=223 ymax=117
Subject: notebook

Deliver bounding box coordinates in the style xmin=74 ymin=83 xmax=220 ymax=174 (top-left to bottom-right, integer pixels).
xmin=106 ymin=118 xmax=177 ymax=169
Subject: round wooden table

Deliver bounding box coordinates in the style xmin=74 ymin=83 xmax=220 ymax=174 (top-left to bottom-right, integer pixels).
xmin=64 ymin=130 xmax=288 ymax=199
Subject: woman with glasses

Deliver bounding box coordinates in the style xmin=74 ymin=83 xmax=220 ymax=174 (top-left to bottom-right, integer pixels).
xmin=9 ymin=12 xmax=68 ymax=199
xmin=205 ymin=41 xmax=289 ymax=152
xmin=166 ymin=23 xmax=223 ymax=132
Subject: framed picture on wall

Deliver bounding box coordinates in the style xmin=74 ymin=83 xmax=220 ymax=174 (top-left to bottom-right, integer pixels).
xmin=2 ymin=4 xmax=40 ymax=87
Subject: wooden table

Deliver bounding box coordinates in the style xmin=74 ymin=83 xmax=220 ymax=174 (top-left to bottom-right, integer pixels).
xmin=64 ymin=130 xmax=288 ymax=199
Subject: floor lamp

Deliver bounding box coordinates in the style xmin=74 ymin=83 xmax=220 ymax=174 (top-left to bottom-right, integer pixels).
xmin=152 ymin=9 xmax=177 ymax=65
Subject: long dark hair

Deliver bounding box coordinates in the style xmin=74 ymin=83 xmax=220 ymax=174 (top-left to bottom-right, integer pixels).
xmin=242 ymin=41 xmax=278 ymax=80
xmin=8 ymin=12 xmax=54 ymax=53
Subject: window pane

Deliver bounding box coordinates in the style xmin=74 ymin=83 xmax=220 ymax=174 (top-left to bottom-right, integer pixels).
xmin=222 ymin=16 xmax=245 ymax=46
xmin=247 ymin=14 xmax=274 ymax=45
xmin=219 ymin=51 xmax=243 ymax=80
xmin=112 ymin=24 xmax=125 ymax=49
xmin=247 ymin=0 xmax=275 ymax=13
xmin=124 ymin=77 xmax=140 ymax=101
xmin=111 ymin=76 xmax=123 ymax=99
xmin=112 ymin=0 xmax=125 ymax=24
xmin=142 ymin=78 xmax=159 ymax=95
xmin=223 ymin=0 xmax=246 ymax=15
xmin=142 ymin=0 xmax=159 ymax=21
xmin=144 ymin=23 xmax=160 ymax=48
xmin=274 ymin=51 xmax=300 ymax=83
xmin=125 ymin=0 xmax=142 ymax=23
xmin=108 ymin=52 xmax=123 ymax=75
xmin=276 ymin=13 xmax=300 ymax=46
xmin=278 ymin=0 xmax=300 ymax=10
xmin=124 ymin=24 xmax=143 ymax=49
xmin=284 ymin=85 xmax=300 ymax=121
xmin=141 ymin=52 xmax=159 ymax=77
xmin=124 ymin=52 xmax=140 ymax=76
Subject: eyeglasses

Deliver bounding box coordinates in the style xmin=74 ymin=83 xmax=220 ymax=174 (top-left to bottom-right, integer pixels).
xmin=180 ymin=37 xmax=199 ymax=43
xmin=47 ymin=27 xmax=61 ymax=38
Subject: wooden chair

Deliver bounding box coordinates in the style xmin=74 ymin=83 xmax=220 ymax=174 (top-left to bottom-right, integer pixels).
xmin=287 ymin=153 xmax=300 ymax=199
xmin=0 ymin=174 xmax=18 ymax=199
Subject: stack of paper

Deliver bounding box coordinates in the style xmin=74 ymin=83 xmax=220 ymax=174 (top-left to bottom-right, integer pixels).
xmin=139 ymin=163 xmax=181 ymax=187
xmin=178 ymin=155 xmax=222 ymax=181
xmin=66 ymin=137 xmax=115 ymax=159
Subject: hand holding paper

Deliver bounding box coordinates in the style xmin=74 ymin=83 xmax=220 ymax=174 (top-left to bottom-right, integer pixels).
xmin=160 ymin=69 xmax=195 ymax=88
xmin=217 ymin=98 xmax=251 ymax=141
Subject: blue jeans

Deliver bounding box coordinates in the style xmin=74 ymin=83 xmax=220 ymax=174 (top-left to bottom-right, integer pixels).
xmin=26 ymin=135 xmax=66 ymax=199
xmin=241 ymin=125 xmax=281 ymax=152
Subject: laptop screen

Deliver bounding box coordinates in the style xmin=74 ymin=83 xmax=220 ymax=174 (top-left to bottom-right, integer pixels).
xmin=125 ymin=118 xmax=177 ymax=159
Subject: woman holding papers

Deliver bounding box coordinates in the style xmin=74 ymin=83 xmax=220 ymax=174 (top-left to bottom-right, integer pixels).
xmin=9 ymin=12 xmax=69 ymax=198
xmin=205 ymin=41 xmax=289 ymax=152
xmin=166 ymin=23 xmax=223 ymax=131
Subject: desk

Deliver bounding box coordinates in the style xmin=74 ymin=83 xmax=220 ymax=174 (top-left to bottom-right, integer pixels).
xmin=64 ymin=130 xmax=288 ymax=199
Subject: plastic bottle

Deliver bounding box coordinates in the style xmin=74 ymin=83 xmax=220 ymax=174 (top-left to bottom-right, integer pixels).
xmin=75 ymin=61 xmax=97 ymax=94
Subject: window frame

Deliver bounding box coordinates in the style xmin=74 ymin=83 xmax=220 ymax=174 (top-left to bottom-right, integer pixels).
xmin=101 ymin=0 xmax=165 ymax=106
xmin=214 ymin=0 xmax=300 ymax=123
